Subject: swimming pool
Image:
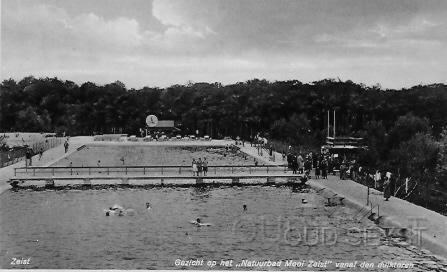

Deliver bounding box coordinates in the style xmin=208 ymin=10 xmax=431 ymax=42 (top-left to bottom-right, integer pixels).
xmin=1 ymin=185 xmax=446 ymax=270
xmin=1 ymin=144 xmax=446 ymax=270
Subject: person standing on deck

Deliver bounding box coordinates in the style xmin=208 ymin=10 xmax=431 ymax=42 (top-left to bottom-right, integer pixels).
xmin=64 ymin=140 xmax=69 ymax=153
xmin=197 ymin=158 xmax=203 ymax=176
xmin=383 ymin=176 xmax=391 ymax=201
xmin=286 ymin=153 xmax=292 ymax=169
xmin=297 ymin=154 xmax=303 ymax=174
xmin=321 ymin=158 xmax=328 ymax=179
xmin=291 ymin=155 xmax=298 ymax=174
xmin=374 ymin=170 xmax=381 ymax=189
xmin=202 ymin=158 xmax=208 ymax=176
xmin=366 ymin=169 xmax=374 ymax=188
xmin=25 ymin=148 xmax=32 ymax=167
xmin=192 ymin=159 xmax=198 ymax=176
xmin=328 ymin=156 xmax=334 ymax=175
xmin=304 ymin=157 xmax=312 ymax=176
xmin=339 ymin=162 xmax=346 ymax=180
xmin=315 ymin=160 xmax=321 ymax=179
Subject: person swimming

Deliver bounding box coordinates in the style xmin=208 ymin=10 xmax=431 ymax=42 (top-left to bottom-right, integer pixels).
xmin=146 ymin=202 xmax=151 ymax=210
xmin=190 ymin=218 xmax=212 ymax=227
xmin=105 ymin=207 xmax=120 ymax=216
xmin=105 ymin=204 xmax=134 ymax=216
xmin=243 ymin=204 xmax=247 ymax=211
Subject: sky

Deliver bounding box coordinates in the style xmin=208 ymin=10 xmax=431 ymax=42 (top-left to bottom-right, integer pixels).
xmin=1 ymin=0 xmax=447 ymax=89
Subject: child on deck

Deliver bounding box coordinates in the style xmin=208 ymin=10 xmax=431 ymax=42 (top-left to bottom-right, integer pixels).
xmin=192 ymin=159 xmax=198 ymax=176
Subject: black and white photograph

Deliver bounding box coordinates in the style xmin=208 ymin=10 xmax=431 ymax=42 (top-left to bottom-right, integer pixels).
xmin=1 ymin=0 xmax=447 ymax=271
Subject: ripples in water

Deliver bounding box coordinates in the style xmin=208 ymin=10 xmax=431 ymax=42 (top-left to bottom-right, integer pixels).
xmin=0 ymin=186 xmax=446 ymax=270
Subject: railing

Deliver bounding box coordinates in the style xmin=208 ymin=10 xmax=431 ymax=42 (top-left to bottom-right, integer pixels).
xmin=15 ymin=164 xmax=289 ymax=176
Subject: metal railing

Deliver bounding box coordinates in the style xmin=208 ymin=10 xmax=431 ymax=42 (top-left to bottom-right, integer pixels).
xmin=15 ymin=164 xmax=290 ymax=177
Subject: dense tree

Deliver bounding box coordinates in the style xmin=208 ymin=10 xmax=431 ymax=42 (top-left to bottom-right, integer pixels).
xmin=1 ymin=76 xmax=446 ymax=159
xmin=389 ymin=133 xmax=440 ymax=207
xmin=1 ymin=77 xmax=446 ymax=138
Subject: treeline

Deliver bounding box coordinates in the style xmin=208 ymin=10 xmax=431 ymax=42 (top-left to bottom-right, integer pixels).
xmin=1 ymin=77 xmax=447 ymax=185
xmin=2 ymin=77 xmax=446 ymax=138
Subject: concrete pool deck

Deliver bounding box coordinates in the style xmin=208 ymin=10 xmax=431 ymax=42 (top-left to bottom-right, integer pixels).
xmin=238 ymin=144 xmax=447 ymax=259
xmin=0 ymin=136 xmax=91 ymax=195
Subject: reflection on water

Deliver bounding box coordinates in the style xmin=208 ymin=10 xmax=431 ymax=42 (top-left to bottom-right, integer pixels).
xmin=1 ymin=186 xmax=446 ymax=270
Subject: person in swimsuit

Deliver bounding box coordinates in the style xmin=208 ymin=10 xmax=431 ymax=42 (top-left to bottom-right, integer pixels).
xmin=192 ymin=159 xmax=198 ymax=176
xmin=197 ymin=158 xmax=203 ymax=176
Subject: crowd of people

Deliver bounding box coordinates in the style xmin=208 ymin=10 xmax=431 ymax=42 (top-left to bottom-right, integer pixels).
xmin=285 ymin=151 xmax=334 ymax=179
xmin=283 ymin=148 xmax=402 ymax=201
xmin=340 ymin=163 xmax=398 ymax=201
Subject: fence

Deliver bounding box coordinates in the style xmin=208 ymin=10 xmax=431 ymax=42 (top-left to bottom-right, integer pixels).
xmin=0 ymin=137 xmax=64 ymax=168
xmin=351 ymin=170 xmax=447 ymax=216
xmin=14 ymin=164 xmax=290 ymax=177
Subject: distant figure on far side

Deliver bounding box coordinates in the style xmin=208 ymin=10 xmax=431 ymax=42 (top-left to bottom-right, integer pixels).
xmin=25 ymin=148 xmax=32 ymax=167
xmin=383 ymin=173 xmax=391 ymax=201
xmin=64 ymin=140 xmax=69 ymax=153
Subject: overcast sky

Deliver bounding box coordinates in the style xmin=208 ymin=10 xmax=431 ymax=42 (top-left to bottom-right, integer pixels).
xmin=2 ymin=0 xmax=446 ymax=89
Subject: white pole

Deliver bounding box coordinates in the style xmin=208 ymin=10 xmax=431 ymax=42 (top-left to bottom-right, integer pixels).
xmin=333 ymin=110 xmax=336 ymax=138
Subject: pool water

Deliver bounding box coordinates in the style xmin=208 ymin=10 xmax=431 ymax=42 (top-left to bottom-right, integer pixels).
xmin=52 ymin=145 xmax=256 ymax=167
xmin=1 ymin=186 xmax=446 ymax=270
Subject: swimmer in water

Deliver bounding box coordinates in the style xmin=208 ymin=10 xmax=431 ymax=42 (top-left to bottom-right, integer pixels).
xmin=105 ymin=204 xmax=130 ymax=216
xmin=146 ymin=202 xmax=151 ymax=210
xmin=190 ymin=218 xmax=201 ymax=226
xmin=105 ymin=206 xmax=120 ymax=216
xmin=190 ymin=218 xmax=212 ymax=226
xmin=243 ymin=204 xmax=247 ymax=211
